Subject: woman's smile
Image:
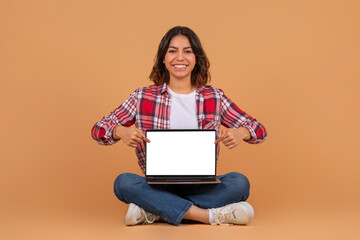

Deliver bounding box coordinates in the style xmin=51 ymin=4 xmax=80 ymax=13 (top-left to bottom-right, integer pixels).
xmin=172 ymin=64 xmax=188 ymax=70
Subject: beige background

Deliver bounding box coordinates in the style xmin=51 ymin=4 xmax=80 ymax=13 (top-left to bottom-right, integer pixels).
xmin=1 ymin=0 xmax=359 ymax=239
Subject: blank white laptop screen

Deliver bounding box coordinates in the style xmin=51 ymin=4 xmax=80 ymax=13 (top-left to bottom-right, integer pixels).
xmin=146 ymin=130 xmax=216 ymax=175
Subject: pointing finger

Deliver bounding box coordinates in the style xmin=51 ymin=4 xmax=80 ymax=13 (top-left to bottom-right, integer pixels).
xmin=142 ymin=135 xmax=151 ymax=143
xmin=214 ymin=130 xmax=223 ymax=144
xmin=214 ymin=137 xmax=223 ymax=144
xmin=138 ymin=130 xmax=151 ymax=143
xmin=215 ymin=130 xmax=227 ymax=144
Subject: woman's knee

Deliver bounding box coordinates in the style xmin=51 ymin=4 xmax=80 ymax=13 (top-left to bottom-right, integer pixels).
xmin=223 ymin=172 xmax=250 ymax=201
xmin=113 ymin=172 xmax=143 ymax=201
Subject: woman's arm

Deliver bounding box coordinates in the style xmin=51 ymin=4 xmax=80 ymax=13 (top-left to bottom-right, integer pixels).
xmin=219 ymin=89 xmax=267 ymax=144
xmin=91 ymin=89 xmax=138 ymax=145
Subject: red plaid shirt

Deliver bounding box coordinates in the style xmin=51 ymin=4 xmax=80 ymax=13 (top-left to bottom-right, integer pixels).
xmin=91 ymin=83 xmax=267 ymax=174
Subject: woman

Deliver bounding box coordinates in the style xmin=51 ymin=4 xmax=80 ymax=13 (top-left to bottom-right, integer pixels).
xmin=91 ymin=26 xmax=267 ymax=226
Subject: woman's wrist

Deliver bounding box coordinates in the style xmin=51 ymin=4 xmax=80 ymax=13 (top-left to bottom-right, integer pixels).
xmin=113 ymin=125 xmax=123 ymax=140
xmin=240 ymin=127 xmax=251 ymax=141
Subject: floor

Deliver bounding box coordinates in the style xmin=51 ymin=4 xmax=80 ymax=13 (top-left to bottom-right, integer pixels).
xmin=3 ymin=202 xmax=359 ymax=240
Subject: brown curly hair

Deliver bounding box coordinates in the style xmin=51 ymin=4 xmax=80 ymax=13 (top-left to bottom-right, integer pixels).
xmin=149 ymin=26 xmax=211 ymax=86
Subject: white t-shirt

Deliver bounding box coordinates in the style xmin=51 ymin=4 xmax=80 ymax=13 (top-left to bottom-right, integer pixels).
xmin=167 ymin=87 xmax=198 ymax=129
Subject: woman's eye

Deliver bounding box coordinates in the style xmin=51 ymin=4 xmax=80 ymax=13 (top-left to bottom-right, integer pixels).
xmin=168 ymin=50 xmax=176 ymax=53
xmin=185 ymin=50 xmax=192 ymax=54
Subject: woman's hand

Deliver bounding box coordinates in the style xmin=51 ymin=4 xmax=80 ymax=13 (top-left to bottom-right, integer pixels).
xmin=114 ymin=126 xmax=150 ymax=148
xmin=214 ymin=127 xmax=251 ymax=149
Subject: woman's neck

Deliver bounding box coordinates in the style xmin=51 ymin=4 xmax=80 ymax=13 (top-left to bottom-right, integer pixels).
xmin=168 ymin=78 xmax=196 ymax=94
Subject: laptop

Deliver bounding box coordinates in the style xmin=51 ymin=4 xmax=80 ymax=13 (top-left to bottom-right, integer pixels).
xmin=145 ymin=129 xmax=221 ymax=184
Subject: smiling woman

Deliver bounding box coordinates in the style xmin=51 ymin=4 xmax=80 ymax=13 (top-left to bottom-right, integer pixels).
xmin=91 ymin=26 xmax=267 ymax=227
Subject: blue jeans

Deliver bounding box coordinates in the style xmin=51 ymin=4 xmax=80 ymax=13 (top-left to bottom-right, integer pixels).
xmin=113 ymin=172 xmax=250 ymax=226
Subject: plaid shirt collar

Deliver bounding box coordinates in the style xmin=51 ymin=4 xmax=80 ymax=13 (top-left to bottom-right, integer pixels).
xmin=157 ymin=83 xmax=210 ymax=98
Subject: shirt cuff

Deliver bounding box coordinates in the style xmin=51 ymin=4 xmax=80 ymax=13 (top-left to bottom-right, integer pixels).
xmin=103 ymin=125 xmax=120 ymax=145
xmin=243 ymin=126 xmax=257 ymax=143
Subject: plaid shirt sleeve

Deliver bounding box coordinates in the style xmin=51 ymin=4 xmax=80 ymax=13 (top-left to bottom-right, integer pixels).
xmin=91 ymin=89 xmax=138 ymax=145
xmin=219 ymin=89 xmax=267 ymax=144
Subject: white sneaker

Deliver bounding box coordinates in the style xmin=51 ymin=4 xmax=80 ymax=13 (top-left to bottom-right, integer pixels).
xmin=124 ymin=203 xmax=160 ymax=226
xmin=211 ymin=202 xmax=255 ymax=225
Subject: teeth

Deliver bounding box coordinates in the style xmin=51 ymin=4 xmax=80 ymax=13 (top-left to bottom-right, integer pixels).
xmin=174 ymin=65 xmax=186 ymax=68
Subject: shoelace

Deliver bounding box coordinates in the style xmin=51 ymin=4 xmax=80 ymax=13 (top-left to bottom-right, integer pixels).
xmin=140 ymin=208 xmax=158 ymax=224
xmin=215 ymin=206 xmax=238 ymax=226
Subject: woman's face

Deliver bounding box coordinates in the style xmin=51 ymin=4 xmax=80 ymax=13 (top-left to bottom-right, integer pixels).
xmin=163 ymin=35 xmax=196 ymax=83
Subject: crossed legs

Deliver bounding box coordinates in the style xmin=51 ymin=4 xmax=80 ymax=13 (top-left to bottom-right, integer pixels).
xmin=114 ymin=172 xmax=250 ymax=226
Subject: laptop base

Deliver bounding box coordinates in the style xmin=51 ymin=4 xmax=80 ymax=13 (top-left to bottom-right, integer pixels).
xmin=146 ymin=177 xmax=221 ymax=184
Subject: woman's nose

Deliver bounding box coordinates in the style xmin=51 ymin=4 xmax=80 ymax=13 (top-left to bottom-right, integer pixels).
xmin=176 ymin=51 xmax=184 ymax=60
